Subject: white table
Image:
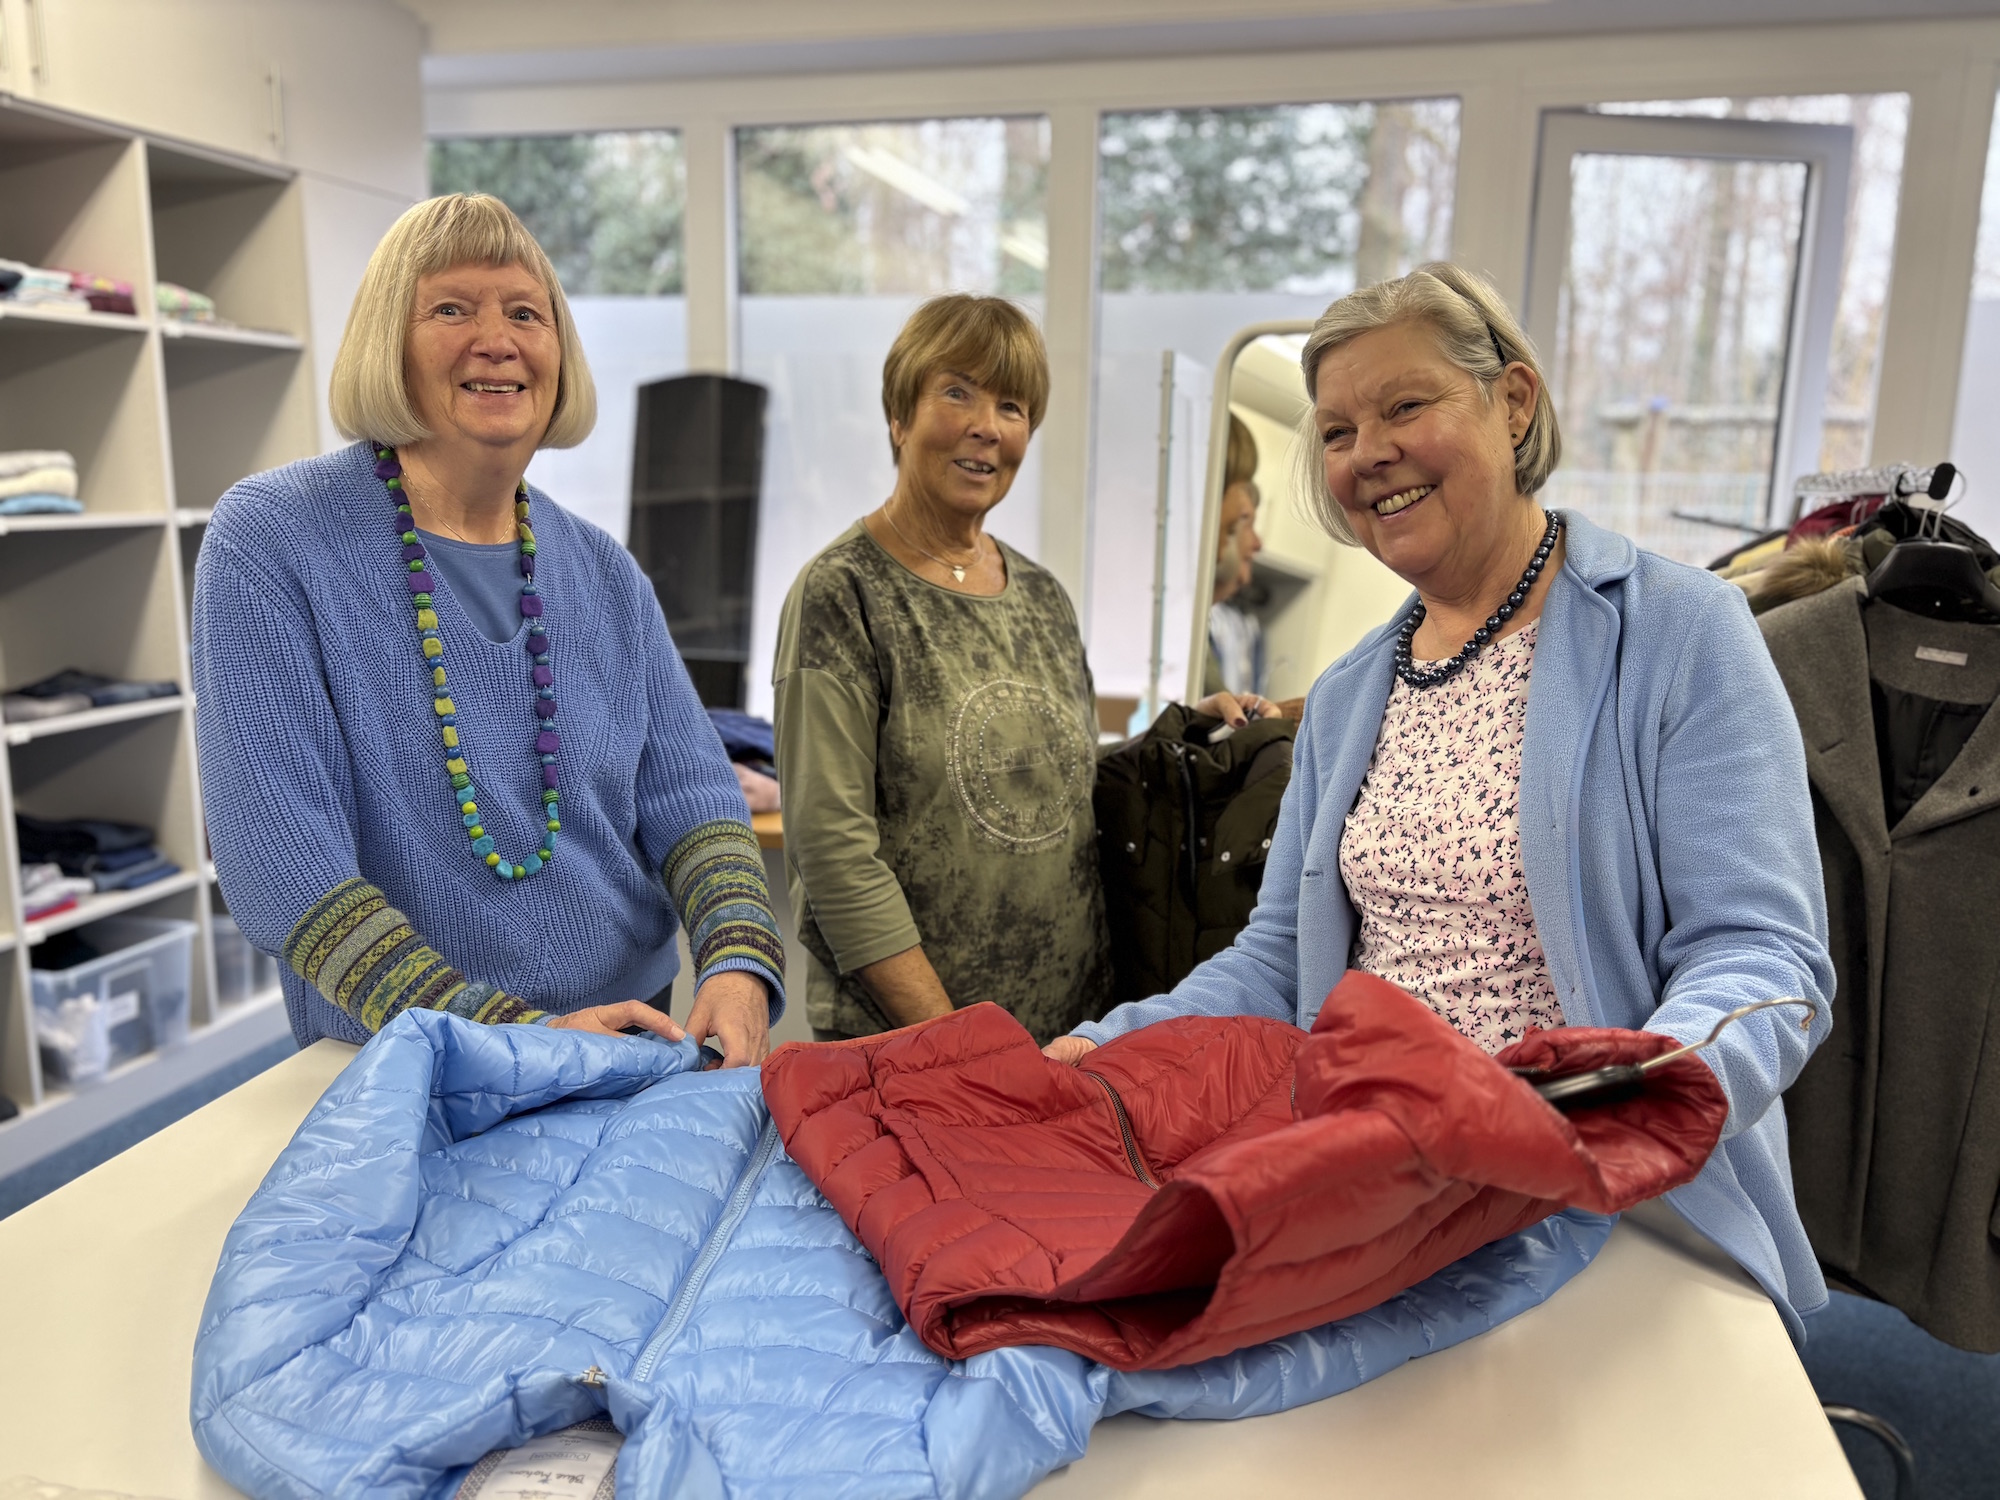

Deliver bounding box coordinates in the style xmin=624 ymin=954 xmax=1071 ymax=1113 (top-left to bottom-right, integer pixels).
xmin=0 ymin=1042 xmax=1860 ymax=1499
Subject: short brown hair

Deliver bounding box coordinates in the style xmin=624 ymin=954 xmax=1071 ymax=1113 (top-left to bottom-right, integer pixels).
xmin=881 ymin=294 xmax=1049 ymax=463
xmin=1224 ymin=414 xmax=1259 ymax=491
xmin=329 ymin=193 xmax=596 ymax=450
xmin=1295 ymin=262 xmax=1561 ymax=544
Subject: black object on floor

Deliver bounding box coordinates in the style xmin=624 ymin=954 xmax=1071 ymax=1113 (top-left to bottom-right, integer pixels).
xmin=1803 ymin=1291 xmax=2000 ymax=1499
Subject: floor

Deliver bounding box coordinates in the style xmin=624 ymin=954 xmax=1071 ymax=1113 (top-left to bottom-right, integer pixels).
xmin=1 ymin=1044 xmax=1993 ymax=1498
xmin=0 ymin=1034 xmax=298 ymax=1220
xmin=1802 ymin=1291 xmax=2000 ymax=1500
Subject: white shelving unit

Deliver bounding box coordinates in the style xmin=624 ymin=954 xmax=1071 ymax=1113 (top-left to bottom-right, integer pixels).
xmin=0 ymin=93 xmax=317 ymax=1176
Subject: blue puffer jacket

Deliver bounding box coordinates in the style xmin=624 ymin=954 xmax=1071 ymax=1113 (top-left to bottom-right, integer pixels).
xmin=192 ymin=1012 xmax=1611 ymax=1499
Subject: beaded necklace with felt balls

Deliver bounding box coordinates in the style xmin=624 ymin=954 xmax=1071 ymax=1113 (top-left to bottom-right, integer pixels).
xmin=376 ymin=446 xmax=560 ymax=880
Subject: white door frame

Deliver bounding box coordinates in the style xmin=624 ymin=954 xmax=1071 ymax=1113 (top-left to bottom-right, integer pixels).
xmin=1524 ymin=110 xmax=1854 ymax=517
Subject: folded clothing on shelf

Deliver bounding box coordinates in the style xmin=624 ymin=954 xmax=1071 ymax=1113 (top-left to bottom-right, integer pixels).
xmin=156 ymin=280 xmax=217 ymax=323
xmin=22 ymin=862 xmax=95 ymax=920
xmin=66 ymin=270 xmax=136 ymax=317
xmin=0 ymin=258 xmax=88 ymax=310
xmin=17 ymin=814 xmax=180 ymax=894
xmin=1 ymin=668 xmax=179 ymax=722
xmin=0 ymin=449 xmax=82 ymax=515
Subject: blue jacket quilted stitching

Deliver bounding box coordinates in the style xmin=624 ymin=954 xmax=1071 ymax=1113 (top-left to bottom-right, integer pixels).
xmin=192 ymin=1012 xmax=1611 ymax=1499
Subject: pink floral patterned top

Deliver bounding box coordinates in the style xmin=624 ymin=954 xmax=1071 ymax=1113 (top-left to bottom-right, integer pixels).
xmin=1338 ymin=622 xmax=1566 ymax=1054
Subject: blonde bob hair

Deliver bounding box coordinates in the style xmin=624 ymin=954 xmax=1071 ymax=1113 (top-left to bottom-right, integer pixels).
xmin=881 ymin=294 xmax=1050 ymax=464
xmin=328 ymin=194 xmax=596 ymax=450
xmin=1296 ymin=262 xmax=1561 ymax=545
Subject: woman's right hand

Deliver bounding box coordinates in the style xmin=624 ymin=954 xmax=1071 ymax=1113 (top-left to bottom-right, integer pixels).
xmin=1042 ymin=1035 xmax=1098 ymax=1065
xmin=544 ymin=1000 xmax=681 ymax=1039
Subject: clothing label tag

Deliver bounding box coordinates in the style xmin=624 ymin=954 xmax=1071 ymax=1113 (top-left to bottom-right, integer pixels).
xmin=1914 ymin=645 xmax=1970 ymax=667
xmin=102 ymin=990 xmax=140 ymax=1026
xmin=455 ymin=1421 xmax=621 ymax=1499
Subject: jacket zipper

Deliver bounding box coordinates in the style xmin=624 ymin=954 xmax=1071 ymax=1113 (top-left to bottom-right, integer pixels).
xmin=1080 ymin=1070 xmax=1158 ymax=1188
xmin=628 ymin=1117 xmax=781 ymax=1383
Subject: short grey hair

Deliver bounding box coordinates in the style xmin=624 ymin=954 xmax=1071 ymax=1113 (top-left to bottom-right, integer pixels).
xmin=328 ymin=194 xmax=596 ymax=450
xmin=1295 ymin=261 xmax=1562 ymax=544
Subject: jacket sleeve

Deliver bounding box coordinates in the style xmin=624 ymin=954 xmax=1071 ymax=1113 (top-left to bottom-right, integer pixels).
xmin=1072 ymin=688 xmax=1317 ymax=1043
xmin=193 ymin=527 xmax=544 ymax=1031
xmin=1640 ymin=587 xmax=1834 ymax=1140
xmin=628 ymin=586 xmax=787 ymax=1017
xmin=772 ymin=667 xmax=923 ymax=972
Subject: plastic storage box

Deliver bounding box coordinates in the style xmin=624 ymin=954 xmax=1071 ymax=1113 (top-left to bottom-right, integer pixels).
xmin=212 ymin=912 xmax=254 ymax=1008
xmin=33 ymin=916 xmax=195 ymax=1087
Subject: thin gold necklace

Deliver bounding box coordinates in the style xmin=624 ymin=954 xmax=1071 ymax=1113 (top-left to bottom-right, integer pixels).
xmin=883 ymin=502 xmax=984 ymax=584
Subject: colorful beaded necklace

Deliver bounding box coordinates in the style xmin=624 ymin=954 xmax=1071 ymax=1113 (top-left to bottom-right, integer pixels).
xmin=376 ymin=445 xmax=559 ymax=881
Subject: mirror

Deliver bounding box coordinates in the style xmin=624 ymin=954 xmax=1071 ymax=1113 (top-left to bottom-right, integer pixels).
xmin=1174 ymin=322 xmax=1413 ymax=708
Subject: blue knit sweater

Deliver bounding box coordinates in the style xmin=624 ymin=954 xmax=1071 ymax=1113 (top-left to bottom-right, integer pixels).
xmin=192 ymin=442 xmax=785 ymax=1047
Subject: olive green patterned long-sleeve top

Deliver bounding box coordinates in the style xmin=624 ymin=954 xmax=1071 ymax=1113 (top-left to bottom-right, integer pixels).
xmin=773 ymin=522 xmax=1111 ymax=1043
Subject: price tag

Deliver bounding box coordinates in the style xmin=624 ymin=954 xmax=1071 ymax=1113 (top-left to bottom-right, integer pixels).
xmin=455 ymin=1421 xmax=621 ymax=1500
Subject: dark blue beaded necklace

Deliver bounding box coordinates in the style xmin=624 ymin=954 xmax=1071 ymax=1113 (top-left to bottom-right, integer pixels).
xmin=1394 ymin=510 xmax=1561 ymax=689
xmin=375 ymin=445 xmax=560 ymax=880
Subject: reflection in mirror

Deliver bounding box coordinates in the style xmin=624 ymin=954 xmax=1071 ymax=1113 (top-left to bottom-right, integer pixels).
xmin=1179 ymin=324 xmax=1411 ymax=708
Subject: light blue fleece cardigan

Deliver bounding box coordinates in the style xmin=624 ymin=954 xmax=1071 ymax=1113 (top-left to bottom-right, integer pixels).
xmin=1077 ymin=508 xmax=1835 ymax=1339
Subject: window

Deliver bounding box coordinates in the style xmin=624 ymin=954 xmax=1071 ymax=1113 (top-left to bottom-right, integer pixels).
xmin=1950 ymin=94 xmax=2000 ymax=545
xmin=1088 ymin=100 xmax=1459 ymax=700
xmin=427 ymin=131 xmax=688 ymax=539
xmin=736 ymin=117 xmax=1050 ymax=716
xmin=1552 ymin=94 xmax=1912 ymax=556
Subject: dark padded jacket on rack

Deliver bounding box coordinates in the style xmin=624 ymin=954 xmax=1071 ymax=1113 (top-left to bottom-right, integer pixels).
xmin=1094 ymin=705 xmax=1295 ymax=1005
xmin=762 ymin=971 xmax=1728 ymax=1371
xmin=1761 ymin=578 xmax=2000 ymax=1352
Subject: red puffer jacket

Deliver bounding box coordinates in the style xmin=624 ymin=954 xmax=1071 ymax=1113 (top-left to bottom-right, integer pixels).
xmin=762 ymin=972 xmax=1728 ymax=1371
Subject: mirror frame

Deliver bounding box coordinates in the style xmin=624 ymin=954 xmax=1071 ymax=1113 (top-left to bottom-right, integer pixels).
xmin=1183 ymin=318 xmax=1318 ymax=704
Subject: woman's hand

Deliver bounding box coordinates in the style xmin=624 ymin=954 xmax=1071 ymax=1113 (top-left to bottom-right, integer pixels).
xmin=1042 ymin=1035 xmax=1098 ymax=1066
xmin=544 ymin=999 xmax=681 ymax=1039
xmin=676 ymin=971 xmax=772 ymax=1068
xmin=1192 ymin=691 xmax=1273 ymax=728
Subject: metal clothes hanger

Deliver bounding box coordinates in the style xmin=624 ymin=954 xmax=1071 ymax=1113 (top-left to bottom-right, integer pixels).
xmin=1511 ymin=998 xmax=1817 ymax=1112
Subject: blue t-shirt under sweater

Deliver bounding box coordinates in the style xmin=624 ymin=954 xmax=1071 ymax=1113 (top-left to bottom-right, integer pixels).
xmin=417 ymin=531 xmax=525 ymax=646
xmin=191 ymin=442 xmax=784 ymax=1047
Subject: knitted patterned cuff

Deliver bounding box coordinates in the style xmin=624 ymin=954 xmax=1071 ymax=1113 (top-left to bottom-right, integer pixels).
xmin=662 ymin=820 xmax=786 ymax=998
xmin=284 ymin=878 xmax=545 ymax=1033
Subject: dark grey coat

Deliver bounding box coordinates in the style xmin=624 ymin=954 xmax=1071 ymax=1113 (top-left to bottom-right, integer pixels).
xmin=1762 ymin=577 xmax=2000 ymax=1351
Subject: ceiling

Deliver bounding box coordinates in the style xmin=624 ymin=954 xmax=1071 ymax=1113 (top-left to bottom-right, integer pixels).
xmin=412 ymin=0 xmax=2000 ymax=90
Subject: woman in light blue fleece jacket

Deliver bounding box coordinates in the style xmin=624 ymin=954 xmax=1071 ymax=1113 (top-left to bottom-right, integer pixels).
xmin=1048 ymin=263 xmax=1835 ymax=1339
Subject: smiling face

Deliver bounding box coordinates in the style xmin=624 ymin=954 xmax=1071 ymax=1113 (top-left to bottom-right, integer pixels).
xmin=404 ymin=262 xmax=560 ymax=453
xmin=1312 ymin=319 xmax=1539 ymax=599
xmin=889 ymin=367 xmax=1032 ymax=522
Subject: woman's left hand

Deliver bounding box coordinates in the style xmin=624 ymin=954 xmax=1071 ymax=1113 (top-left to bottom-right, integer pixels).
xmin=1192 ymin=691 xmax=1274 ymax=728
xmin=669 ymin=971 xmax=772 ymax=1068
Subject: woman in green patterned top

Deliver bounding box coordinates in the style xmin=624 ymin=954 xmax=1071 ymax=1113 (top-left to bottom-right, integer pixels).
xmin=773 ymin=295 xmax=1268 ymax=1043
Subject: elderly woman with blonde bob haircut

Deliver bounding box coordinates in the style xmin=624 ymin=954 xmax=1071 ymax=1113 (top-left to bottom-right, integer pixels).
xmin=192 ymin=194 xmax=786 ymax=1060
xmin=1047 ymin=262 xmax=1838 ymax=1341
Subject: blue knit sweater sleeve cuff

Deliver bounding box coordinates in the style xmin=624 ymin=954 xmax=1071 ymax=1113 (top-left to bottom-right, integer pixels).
xmin=662 ymin=820 xmax=787 ymax=1011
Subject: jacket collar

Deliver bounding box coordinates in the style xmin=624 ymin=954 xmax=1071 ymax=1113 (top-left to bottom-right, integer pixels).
xmin=1762 ymin=577 xmax=2000 ymax=842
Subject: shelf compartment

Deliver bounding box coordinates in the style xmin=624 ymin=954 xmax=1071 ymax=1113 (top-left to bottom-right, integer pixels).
xmin=163 ymin=332 xmax=313 ymax=512
xmin=0 ymin=115 xmax=151 ymax=305
xmin=11 ymin=708 xmax=203 ymax=924
xmin=0 ymin=524 xmax=186 ymax=693
xmin=4 ymin=695 xmax=184 ymax=747
xmin=0 ymin=315 xmax=172 ymax=518
xmin=22 ymin=870 xmax=202 ymax=946
xmin=0 ymin=512 xmax=169 ymax=538
xmin=148 ymin=144 xmax=307 ymax=343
